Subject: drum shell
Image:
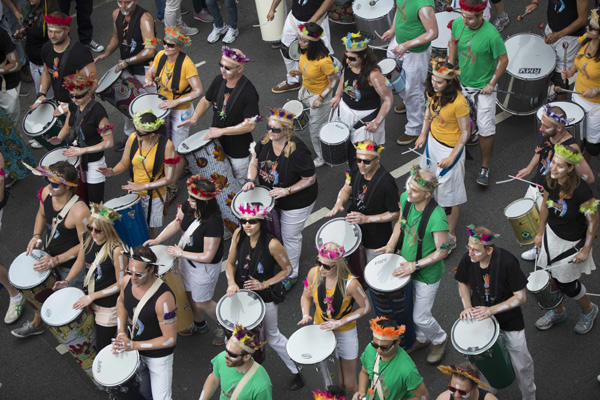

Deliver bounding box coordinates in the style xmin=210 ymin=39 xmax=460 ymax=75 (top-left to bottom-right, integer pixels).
xmin=128 ymin=93 xmax=171 ymax=121
xmin=295 ymin=354 xmax=340 ymax=393
xmin=96 ymin=67 xmax=144 ymax=118
xmin=352 ymin=0 xmax=395 ymax=48
xmin=431 ymin=12 xmax=455 ymax=59
xmin=504 ymin=198 xmax=539 ymax=245
xmin=282 ymin=100 xmax=308 ymax=131
xmin=329 ymin=0 xmax=355 ymax=25
xmin=39 ymin=147 xmax=81 ymax=169
xmin=320 ymin=122 xmax=350 ymax=166
xmin=467 ymin=335 xmax=516 ymax=389
xmin=255 ymin=0 xmax=285 ymax=42
xmin=368 ymin=282 xmax=416 ymax=350
xmin=22 ymin=101 xmax=67 ymax=150
xmin=527 ymin=270 xmax=564 ymax=309
xmin=157 ymin=256 xmax=195 ymax=334
xmin=104 ymin=194 xmax=151 ymax=248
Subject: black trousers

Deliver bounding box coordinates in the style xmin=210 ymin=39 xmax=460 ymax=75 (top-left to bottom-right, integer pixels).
xmin=59 ymin=0 xmax=93 ymax=44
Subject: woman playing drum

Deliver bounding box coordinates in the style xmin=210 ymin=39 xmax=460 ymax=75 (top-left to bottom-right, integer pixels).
xmin=225 ymin=203 xmax=304 ymax=391
xmin=52 ymin=203 xmax=126 ymax=350
xmin=534 ymin=144 xmax=599 ymax=334
xmin=145 ymin=175 xmax=226 ymax=346
xmin=242 ymin=108 xmax=318 ymax=290
xmin=436 ymin=363 xmax=498 ymax=400
xmin=298 ymin=242 xmax=370 ymax=396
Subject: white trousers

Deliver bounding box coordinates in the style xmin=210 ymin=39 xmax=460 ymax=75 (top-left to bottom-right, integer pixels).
xmin=413 ymin=279 xmax=447 ymax=345
xmin=546 ymin=25 xmax=579 ymax=74
xmin=0 ymin=86 xmax=20 ymax=128
xmin=333 ymin=100 xmax=385 ymax=145
xmin=229 ymin=155 xmax=250 ymax=186
xmin=124 ymin=70 xmax=156 ymax=136
xmin=299 ymin=88 xmax=332 ymax=159
xmin=461 ymin=85 xmax=497 ymax=137
xmin=164 ymin=0 xmax=183 ymax=27
xmin=280 ymin=202 xmax=315 ymax=278
xmin=169 ymin=106 xmax=194 ymax=150
xmin=30 ymin=63 xmax=54 ymax=99
xmin=502 ymin=330 xmax=536 ymax=400
xmin=572 ymin=94 xmax=600 ymax=143
xmin=262 ymin=302 xmax=298 ymax=374
xmin=138 ymin=353 xmax=174 ymax=400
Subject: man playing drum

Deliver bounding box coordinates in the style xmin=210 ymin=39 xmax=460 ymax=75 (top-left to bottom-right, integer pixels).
xmin=455 ymin=225 xmax=536 ymax=400
xmin=200 ymin=324 xmax=272 ymax=399
xmin=114 ymin=245 xmax=177 ymax=400
xmin=353 ymin=316 xmax=429 ymax=400
xmin=448 ymin=0 xmax=508 ymax=187
xmin=12 ymin=161 xmax=90 ymax=338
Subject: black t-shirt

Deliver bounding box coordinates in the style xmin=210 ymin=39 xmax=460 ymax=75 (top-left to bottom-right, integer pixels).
xmin=292 ymin=0 xmax=324 ymax=22
xmin=180 ymin=202 xmax=224 ymax=264
xmin=0 ymin=29 xmax=20 ymax=90
xmin=342 ymin=65 xmax=380 ymax=111
xmin=255 ymin=137 xmax=318 ymax=210
xmin=83 ymin=239 xmax=119 ymax=308
xmin=547 ymin=0 xmax=585 ymax=37
xmin=23 ymin=8 xmax=49 ymax=66
xmin=349 ymin=166 xmax=399 ymax=249
xmin=68 ymin=101 xmax=108 ymax=163
xmin=41 ymin=40 xmax=94 ymax=103
xmin=455 ymin=248 xmax=528 ymax=331
xmin=543 ymin=178 xmax=593 ymax=241
xmin=533 ymin=136 xmax=577 ymax=185
xmin=204 ymin=75 xmax=260 ymax=159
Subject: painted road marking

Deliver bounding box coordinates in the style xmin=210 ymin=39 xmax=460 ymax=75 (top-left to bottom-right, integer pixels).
xmin=305 ymin=207 xmax=330 ymax=228
xmin=56 ymin=344 xmax=69 ymax=355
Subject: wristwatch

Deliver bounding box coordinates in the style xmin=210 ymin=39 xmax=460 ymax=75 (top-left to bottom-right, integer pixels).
xmin=415 ymin=262 xmax=420 ymax=270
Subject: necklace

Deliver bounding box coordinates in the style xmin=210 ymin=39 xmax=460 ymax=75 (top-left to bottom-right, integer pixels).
xmin=454 ymin=24 xmax=481 ymax=45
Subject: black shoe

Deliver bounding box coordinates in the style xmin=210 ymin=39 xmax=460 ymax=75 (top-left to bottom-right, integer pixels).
xmin=477 ymin=167 xmax=489 ymax=186
xmin=4 ymin=175 xmax=15 ymax=189
xmin=114 ymin=139 xmax=126 ymax=152
xmin=466 ymin=133 xmax=479 ymax=146
xmin=288 ymin=373 xmax=304 ymax=391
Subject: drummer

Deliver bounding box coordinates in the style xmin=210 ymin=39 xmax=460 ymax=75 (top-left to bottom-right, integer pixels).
xmin=436 ymin=363 xmax=498 ymax=400
xmin=533 ymin=144 xmax=599 ymax=334
xmin=52 ymin=203 xmax=126 ymax=350
xmin=353 ymin=317 xmax=429 ymax=400
xmin=225 ymin=203 xmax=304 ymax=391
xmin=331 ymin=32 xmax=393 ymax=169
xmin=144 ymin=175 xmax=226 ymax=346
xmin=242 ymin=107 xmax=318 ymax=289
xmin=12 ymin=161 xmax=90 ymax=338
xmin=298 ymin=242 xmax=370 ymax=396
xmin=98 ymin=110 xmax=178 ymax=238
xmin=455 ymin=225 xmax=536 ymax=399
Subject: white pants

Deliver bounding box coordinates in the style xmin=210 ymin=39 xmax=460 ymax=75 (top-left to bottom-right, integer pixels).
xmin=461 ymin=85 xmax=497 ymax=137
xmin=572 ymin=94 xmax=600 ymax=143
xmin=386 ymin=39 xmax=430 ymax=136
xmin=280 ymin=202 xmax=315 ymax=278
xmin=413 ymin=279 xmax=446 ymax=345
xmin=281 ymin=12 xmax=333 ymax=85
xmin=164 ymin=0 xmax=182 ymax=27
xmin=141 ymin=195 xmax=165 ymax=228
xmin=124 ymin=71 xmax=156 ymax=136
xmin=169 ymin=106 xmax=194 ymax=150
xmin=524 ymin=184 xmax=543 ymax=210
xmin=30 ymin=63 xmax=54 ymax=100
xmin=502 ymin=330 xmax=536 ymax=400
xmin=0 ymin=86 xmax=20 ymax=128
xmin=229 ymin=155 xmax=250 ymax=186
xmin=299 ymin=88 xmax=332 ymax=159
xmin=333 ymin=100 xmax=385 ymax=145
xmin=262 ymin=302 xmax=298 ymax=374
xmin=86 ymin=157 xmax=107 ymax=184
xmin=546 ymin=25 xmax=580 ymax=74
xmin=138 ymin=353 xmax=174 ymax=400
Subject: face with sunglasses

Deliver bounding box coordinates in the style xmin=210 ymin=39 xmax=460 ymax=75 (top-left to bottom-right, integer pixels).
xmin=87 ymin=222 xmax=106 ymax=243
xmin=447 ymin=377 xmax=476 ymax=398
xmin=163 ymin=40 xmax=179 ymax=52
xmin=267 ymin=120 xmax=286 ymax=140
xmin=344 ymin=52 xmax=362 ymax=65
xmin=240 ymin=218 xmax=261 ymax=235
xmin=356 ymin=155 xmax=379 ymax=174
xmin=224 ymin=341 xmax=250 ymax=366
xmin=127 ymin=260 xmax=154 ymax=287
xmin=316 ymin=257 xmax=336 ymax=275
xmin=70 ymin=90 xmax=90 ymax=101
xmin=219 ymin=57 xmax=242 ymax=79
xmin=371 ymin=338 xmax=397 ymax=355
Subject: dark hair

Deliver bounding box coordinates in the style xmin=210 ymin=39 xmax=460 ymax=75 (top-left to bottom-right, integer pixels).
xmin=133 ymin=245 xmax=158 ymax=274
xmin=451 ymin=362 xmax=481 ymax=389
xmin=187 ymin=181 xmax=222 ymax=223
xmin=342 ymin=35 xmax=380 ymax=88
xmin=301 ymin=22 xmax=330 ymax=61
xmin=425 ymin=63 xmax=461 ymax=108
xmin=139 ymin=112 xmax=167 ymax=135
xmin=49 ymin=161 xmax=78 ymax=190
xmin=49 ymin=11 xmax=69 ymax=20
xmin=235 ymin=219 xmax=270 ymax=255
xmin=546 ymin=144 xmax=581 ymax=199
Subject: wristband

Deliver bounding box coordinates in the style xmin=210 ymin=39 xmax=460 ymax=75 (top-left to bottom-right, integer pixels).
xmin=32 ymin=233 xmax=41 ymax=237
xmin=36 ymin=92 xmax=46 ymax=98
xmin=245 ymin=178 xmax=255 ymax=183
xmin=263 ymin=281 xmax=270 ymax=289
xmin=415 ymin=262 xmax=420 ymax=270
xmin=286 ymin=187 xmax=292 ymax=194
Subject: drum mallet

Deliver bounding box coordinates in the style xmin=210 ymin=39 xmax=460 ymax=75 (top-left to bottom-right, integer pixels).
xmin=517 ymin=10 xmax=530 ymax=21
xmin=563 ymin=42 xmax=569 ymax=85
xmin=538 ymin=23 xmax=547 ymax=40
xmin=553 ymin=86 xmax=585 ymax=96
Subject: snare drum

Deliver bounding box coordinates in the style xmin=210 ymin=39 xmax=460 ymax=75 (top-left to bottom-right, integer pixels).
xmin=283 ymin=100 xmax=309 ymax=131
xmin=364 ymin=253 xmax=415 ymax=350
xmin=527 ymin=270 xmax=564 ymax=309
xmin=329 ymin=0 xmax=354 ymax=25
xmin=377 ymin=58 xmax=406 ymax=94
xmin=289 ymin=39 xmax=301 ymax=61
xmin=231 ymin=186 xmax=275 ymax=218
xmin=316 ymin=218 xmax=363 ymax=281
xmin=287 ymin=325 xmax=340 ymax=393
xmin=431 ymin=11 xmax=455 ymax=59
xmin=497 ymin=34 xmax=556 ymax=115
xmin=536 ymin=101 xmax=586 ymax=141
xmin=504 ymin=198 xmax=539 ymax=245
xmin=178 ymin=130 xmax=241 ymax=233
xmin=8 ymin=250 xmax=56 ymax=312
xmin=151 ymin=245 xmax=195 ymax=334
xmin=96 ymin=65 xmax=144 ymax=118
xmin=104 ymin=193 xmax=151 ymax=248
xmin=93 ymin=345 xmax=142 ymax=398
xmin=320 ymin=122 xmax=350 ymax=166
xmin=128 ymin=93 xmax=170 ymax=121
xmin=22 ymin=101 xmax=66 ymax=150
xmin=451 ymin=317 xmax=516 ymax=389
xmin=39 ymin=147 xmax=80 ymax=169
xmin=42 ymin=287 xmax=97 ymax=381
xmin=353 ymin=0 xmax=395 ymax=48
xmin=255 ymin=0 xmax=285 ymax=42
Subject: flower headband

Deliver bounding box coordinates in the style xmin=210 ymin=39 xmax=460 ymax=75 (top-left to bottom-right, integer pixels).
xmin=354 ymin=141 xmax=384 ymax=156
xmin=238 ymin=203 xmax=271 ymax=219
xmin=466 ymin=224 xmax=500 ymax=245
xmin=186 ymin=175 xmax=222 ymax=201
xmin=121 ymin=246 xmax=163 ymax=266
xmin=24 ymin=163 xmax=78 ymax=187
xmin=438 ymin=365 xmax=490 ymax=389
xmin=90 ymin=203 xmax=121 ymax=224
xmin=270 ymin=108 xmax=296 ymax=123
xmin=341 ymin=32 xmax=369 ymax=51
xmin=459 ymin=0 xmax=487 ymax=13
xmin=62 ymin=71 xmax=96 ymax=92
xmin=222 ymin=46 xmax=251 ymax=65
xmin=541 ymin=104 xmax=567 ymax=126
xmin=143 ymin=38 xmax=160 ymax=48
xmin=409 ymin=166 xmax=439 ymax=192
xmin=317 ymin=243 xmax=345 ymax=260
xmin=43 ymin=14 xmax=72 ymax=26
xmin=313 ymin=390 xmax=346 ymax=400
xmin=370 ymin=317 xmax=406 ymax=340
xmin=232 ymin=324 xmax=267 ymax=354
xmin=554 ymin=143 xmax=583 ymax=165
xmin=132 ymin=110 xmax=166 ymax=132
xmin=592 ymin=9 xmax=600 ymax=30
xmin=431 ymin=58 xmax=460 ymax=80
xmin=164 ymin=26 xmax=191 ymax=47
xmin=298 ymin=24 xmax=324 ymax=41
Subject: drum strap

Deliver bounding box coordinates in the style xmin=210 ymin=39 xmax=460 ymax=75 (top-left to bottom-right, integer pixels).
xmin=352 ymin=108 xmax=381 ymax=131
xmin=351 ymin=167 xmax=385 ymax=212
xmin=129 ymin=278 xmax=163 ymax=339
xmin=230 ymin=360 xmax=260 ymax=400
xmin=155 ymin=52 xmax=192 ymax=99
xmin=371 ymin=355 xmax=385 ymax=400
xmin=71 ymin=100 xmax=98 ymax=155
xmin=83 ymin=243 xmax=109 ymax=294
xmin=215 ymin=76 xmax=249 ymax=125
xmin=177 ymin=218 xmax=201 ymax=252
xmin=542 ymin=231 xmax=585 ymax=266
xmin=45 ymin=195 xmax=80 ymax=249
xmin=55 ymin=40 xmax=76 ymax=92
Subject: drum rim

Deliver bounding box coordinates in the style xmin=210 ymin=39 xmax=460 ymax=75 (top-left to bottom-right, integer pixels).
xmin=216 ymin=289 xmax=266 ymax=330
xmin=526 ymin=269 xmax=552 ymax=292
xmin=8 ymin=250 xmax=52 ymax=289
xmin=315 ymin=217 xmax=362 ymax=256
xmin=282 ymin=100 xmax=304 ymax=116
xmin=377 ymin=58 xmax=398 ymax=75
xmin=41 ymin=287 xmax=86 ymax=326
xmin=503 ymin=33 xmax=556 ymax=80
xmin=22 ymin=101 xmax=59 ymax=136
xmin=286 ymin=324 xmax=337 ymax=364
xmin=231 ymin=186 xmax=275 ymax=218
xmin=39 ymin=147 xmax=81 ymax=168
xmin=128 ymin=93 xmax=170 ymax=120
xmin=352 ymin=0 xmax=395 ymax=16
xmin=320 ymin=122 xmax=351 ymax=146
xmin=93 ymin=345 xmax=141 ymax=387
xmin=431 ymin=11 xmax=455 ymax=49
xmin=104 ymin=193 xmax=142 ymax=211
xmin=364 ymin=253 xmax=411 ymax=292
xmin=535 ymin=101 xmax=586 ymax=127
xmin=504 ymin=198 xmax=535 ymax=219
xmin=450 ymin=315 xmax=500 ymax=355
xmin=177 ymin=129 xmax=211 ymax=155
xmin=95 ymin=65 xmax=124 ymax=94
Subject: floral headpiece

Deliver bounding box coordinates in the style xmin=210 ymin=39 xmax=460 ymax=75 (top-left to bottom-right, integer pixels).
xmin=466 ymin=224 xmax=500 ymax=245
xmin=270 ymin=108 xmax=296 ymax=123
xmin=354 ymin=141 xmax=384 ymax=157
xmin=459 ymin=0 xmax=487 ymax=13
xmin=132 ymin=110 xmax=166 ymax=132
xmin=164 ymin=26 xmax=191 ymax=47
xmin=90 ymin=203 xmax=121 ymax=224
xmin=43 ymin=14 xmax=72 ymax=27
xmin=186 ymin=175 xmax=222 ymax=201
xmin=317 ymin=243 xmax=345 ymax=260
xmin=298 ymin=24 xmax=324 ymax=41
xmin=370 ymin=317 xmax=405 ymax=340
xmin=341 ymin=32 xmax=369 ymax=51
xmin=62 ymin=71 xmax=96 ymax=92
xmin=222 ymin=46 xmax=251 ymax=65
xmin=23 ymin=163 xmax=78 ymax=187
xmin=592 ymin=9 xmax=600 ymax=30
xmin=313 ymin=390 xmax=346 ymax=400
xmin=143 ymin=38 xmax=160 ymax=48
xmin=238 ymin=203 xmax=271 ymax=219
xmin=121 ymin=246 xmax=163 ymax=267
xmin=438 ymin=365 xmax=490 ymax=389
xmin=232 ymin=324 xmax=267 ymax=354
xmin=431 ymin=58 xmax=460 ymax=80
xmin=554 ymin=143 xmax=583 ymax=165
xmin=541 ymin=104 xmax=567 ymax=126
xmin=409 ymin=166 xmax=439 ymax=192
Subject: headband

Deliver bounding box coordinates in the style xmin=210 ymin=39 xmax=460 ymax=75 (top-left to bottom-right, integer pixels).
xmin=313 ymin=390 xmax=346 ymax=400
xmin=270 ymin=108 xmax=296 ymax=123
xmin=186 ymin=175 xmax=222 ymax=201
xmin=459 ymin=0 xmax=487 ymax=13
xmin=238 ymin=203 xmax=271 ymax=219
xmin=438 ymin=365 xmax=490 ymax=389
xmin=466 ymin=224 xmax=500 ymax=245
xmin=370 ymin=317 xmax=405 ymax=340
xmin=62 ymin=71 xmax=96 ymax=92
xmin=222 ymin=46 xmax=251 ymax=65
xmin=164 ymin=26 xmax=191 ymax=47
xmin=43 ymin=14 xmax=72 ymax=26
xmin=354 ymin=141 xmax=384 ymax=157
xmin=592 ymin=9 xmax=600 ymax=30
xmin=232 ymin=324 xmax=267 ymax=354
xmin=121 ymin=246 xmax=162 ymax=266
xmin=409 ymin=165 xmax=439 ymax=192
xmin=317 ymin=243 xmax=345 ymax=260
xmin=90 ymin=203 xmax=121 ymax=224
xmin=554 ymin=143 xmax=583 ymax=165
xmin=541 ymin=104 xmax=567 ymax=126
xmin=132 ymin=110 xmax=166 ymax=132
xmin=298 ymin=24 xmax=324 ymax=41
xmin=24 ymin=163 xmax=78 ymax=187
xmin=341 ymin=32 xmax=369 ymax=51
xmin=431 ymin=58 xmax=460 ymax=80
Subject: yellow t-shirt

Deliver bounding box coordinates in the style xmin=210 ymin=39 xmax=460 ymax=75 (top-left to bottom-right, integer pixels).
xmin=153 ymin=50 xmax=198 ymax=110
xmin=428 ymin=92 xmax=470 ymax=147
xmin=311 ymin=267 xmax=356 ymax=332
xmin=574 ymin=35 xmax=600 ymax=103
xmin=299 ymin=54 xmax=335 ymax=95
xmin=128 ymin=133 xmax=167 ymax=198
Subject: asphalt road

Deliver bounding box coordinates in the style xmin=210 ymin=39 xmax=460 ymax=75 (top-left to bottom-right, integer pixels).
xmin=1 ymin=0 xmax=599 ymax=399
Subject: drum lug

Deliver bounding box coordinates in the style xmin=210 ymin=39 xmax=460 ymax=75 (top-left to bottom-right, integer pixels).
xmin=128 ymin=210 xmax=135 ymax=219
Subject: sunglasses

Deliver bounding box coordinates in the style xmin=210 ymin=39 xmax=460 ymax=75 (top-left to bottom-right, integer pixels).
xmin=225 ymin=348 xmax=246 ymax=359
xmin=218 ymin=62 xmax=241 ymax=71
xmin=87 ymin=225 xmax=103 ymax=234
xmin=126 ymin=269 xmax=147 ymax=278
xmin=345 ymin=54 xmax=358 ymax=62
xmin=447 ymin=385 xmax=475 ymax=397
xmin=241 ymin=219 xmax=260 ymax=225
xmin=70 ymin=91 xmax=89 ymax=99
xmin=370 ymin=341 xmax=395 ymax=352
xmin=355 ymin=157 xmax=375 ymax=166
xmin=268 ymin=126 xmax=282 ymax=133
xmin=164 ymin=42 xmax=177 ymax=48
xmin=316 ymin=257 xmax=334 ymax=271
xmin=45 ymin=178 xmax=60 ymax=188
xmin=588 ymin=24 xmax=600 ymax=32
xmin=136 ymin=129 xmax=154 ymax=137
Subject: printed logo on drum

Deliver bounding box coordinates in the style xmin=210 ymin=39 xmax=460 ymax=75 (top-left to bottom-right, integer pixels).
xmin=45 ymin=309 xmax=52 ymax=318
xmin=518 ymin=68 xmax=542 ymax=74
xmin=301 ymin=353 xmax=313 ymax=360
xmin=96 ymin=360 xmax=102 ymax=373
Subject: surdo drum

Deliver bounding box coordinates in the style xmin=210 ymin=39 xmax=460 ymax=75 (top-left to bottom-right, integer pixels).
xmin=104 ymin=193 xmax=151 ymax=248
xmin=38 ymin=147 xmax=80 ymax=170
xmin=22 ymin=101 xmax=66 ymax=150
xmin=8 ymin=250 xmax=56 ymax=312
xmin=352 ymin=0 xmax=395 ymax=48
xmin=231 ymin=186 xmax=275 ymax=218
xmin=320 ymin=122 xmax=350 ymax=166
xmin=527 ymin=270 xmax=564 ymax=310
xmin=329 ymin=0 xmax=355 ymax=25
xmin=431 ymin=11 xmax=455 ymax=59
xmin=283 ymin=100 xmax=309 ymax=131
xmin=96 ymin=64 xmax=144 ymax=118
xmin=377 ymin=58 xmax=406 ymax=94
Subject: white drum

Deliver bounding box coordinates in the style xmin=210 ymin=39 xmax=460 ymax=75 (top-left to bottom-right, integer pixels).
xmin=364 ymin=253 xmax=410 ymax=293
xmin=353 ymin=0 xmax=395 ymax=48
xmin=8 ymin=250 xmax=56 ymax=313
xmin=255 ymin=0 xmax=285 ymax=42
xmin=216 ymin=289 xmax=266 ymax=331
xmin=289 ymin=39 xmax=301 ymax=61
xmin=315 ymin=217 xmax=362 ymax=256
xmin=378 ymin=58 xmax=406 ymax=94
xmin=535 ymin=101 xmax=586 ymax=141
xmin=39 ymin=147 xmax=81 ymax=169
xmin=431 ymin=11 xmax=455 ymax=58
xmin=320 ymin=122 xmax=350 ymax=166
xmin=93 ymin=344 xmax=140 ymax=387
xmin=283 ymin=99 xmax=309 ymax=131
xmin=231 ymin=186 xmax=275 ymax=218
xmin=128 ymin=93 xmax=170 ymax=120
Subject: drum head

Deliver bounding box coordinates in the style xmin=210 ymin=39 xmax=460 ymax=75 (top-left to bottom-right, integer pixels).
xmin=41 ymin=287 xmax=85 ymax=326
xmin=289 ymin=40 xmax=301 ymax=61
xmin=96 ymin=65 xmax=122 ymax=94
xmin=104 ymin=193 xmax=141 ymax=212
xmin=504 ymin=198 xmax=534 ymax=219
xmin=320 ymin=122 xmax=350 ymax=145
xmin=93 ymin=345 xmax=140 ymax=387
xmin=178 ymin=129 xmax=210 ymax=155
xmin=151 ymin=245 xmax=176 ymax=276
xmin=286 ymin=325 xmax=336 ymax=364
xmin=451 ymin=316 xmax=500 ymax=355
xmin=216 ymin=289 xmax=266 ymax=331
xmin=8 ymin=250 xmax=51 ymax=289
xmin=231 ymin=186 xmax=274 ymax=218
xmin=315 ymin=218 xmax=362 ymax=256
xmin=536 ymin=101 xmax=586 ymax=127
xmin=527 ymin=270 xmax=550 ymax=292
xmin=129 ymin=93 xmax=169 ymax=120
xmin=364 ymin=254 xmax=410 ymax=292
xmin=377 ymin=58 xmax=397 ymax=75
xmin=39 ymin=147 xmax=80 ymax=169
xmin=23 ymin=102 xmax=56 ymax=135
xmin=504 ymin=34 xmax=555 ymax=78
xmin=283 ymin=100 xmax=304 ymax=117
xmin=432 ymin=12 xmax=455 ymax=50
xmin=353 ymin=0 xmax=394 ymax=18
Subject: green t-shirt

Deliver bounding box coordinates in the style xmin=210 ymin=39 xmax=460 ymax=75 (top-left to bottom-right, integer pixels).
xmin=399 ymin=192 xmax=448 ymax=284
xmin=450 ymin=18 xmax=507 ymax=88
xmin=394 ymin=0 xmax=435 ymax=53
xmin=360 ymin=344 xmax=424 ymax=400
xmin=211 ymin=352 xmax=273 ymax=400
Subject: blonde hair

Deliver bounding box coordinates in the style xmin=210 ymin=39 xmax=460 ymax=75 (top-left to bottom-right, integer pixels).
xmin=312 ymin=242 xmax=353 ymax=299
xmin=262 ymin=116 xmax=297 ymax=157
xmin=83 ymin=216 xmax=125 ymax=264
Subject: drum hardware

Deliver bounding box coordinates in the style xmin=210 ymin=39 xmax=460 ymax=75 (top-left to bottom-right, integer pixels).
xmin=96 ymin=64 xmax=144 ymax=118
xmin=527 ymin=270 xmax=564 ymax=309
xmin=538 ymin=23 xmax=547 ymax=39
xmin=353 ymin=0 xmax=395 ymax=48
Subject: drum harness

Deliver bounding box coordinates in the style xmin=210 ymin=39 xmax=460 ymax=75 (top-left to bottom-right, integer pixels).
xmin=45 ymin=194 xmax=80 ymax=250
xmin=472 ymin=252 xmax=501 ymax=306
xmin=116 ymin=5 xmax=151 ymax=76
xmin=155 ymin=53 xmax=193 ymax=99
xmin=129 ymin=278 xmax=163 ymax=339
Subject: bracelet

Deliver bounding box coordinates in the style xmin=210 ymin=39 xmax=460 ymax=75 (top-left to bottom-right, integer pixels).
xmin=36 ymin=92 xmax=46 ymax=98
xmin=54 ymin=255 xmax=60 ymax=265
xmin=65 ymin=278 xmax=69 ymax=284
xmin=263 ymin=281 xmax=270 ymax=289
xmin=286 ymin=187 xmax=292 ymax=194
xmin=415 ymin=262 xmax=420 ymax=270
xmin=32 ymin=233 xmax=41 ymax=237
xmin=245 ymin=178 xmax=255 ymax=183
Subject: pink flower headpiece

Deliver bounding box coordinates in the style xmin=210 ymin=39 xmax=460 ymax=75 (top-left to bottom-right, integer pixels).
xmin=222 ymin=46 xmax=251 ymax=65
xmin=238 ymin=203 xmax=271 ymax=219
xmin=466 ymin=224 xmax=500 ymax=245
xmin=317 ymin=242 xmax=345 ymax=260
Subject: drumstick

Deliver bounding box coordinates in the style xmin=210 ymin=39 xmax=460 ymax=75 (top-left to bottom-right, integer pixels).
xmin=374 ymin=30 xmax=385 ymax=40
xmin=553 ymin=86 xmax=585 ymax=96
xmin=517 ymin=10 xmax=530 ymax=21
xmin=533 ymin=248 xmax=539 ymax=271
xmin=531 ymin=260 xmax=574 ymax=273
xmin=345 ymin=107 xmax=367 ymax=125
xmin=508 ymin=175 xmax=544 ymax=188
xmin=538 ymin=23 xmax=547 ymax=40
xmin=252 ymin=22 xmax=269 ymax=27
xmin=585 ymin=293 xmax=600 ymax=297
xmin=563 ymin=42 xmax=569 ymax=85
xmin=407 ymin=147 xmax=435 ymax=163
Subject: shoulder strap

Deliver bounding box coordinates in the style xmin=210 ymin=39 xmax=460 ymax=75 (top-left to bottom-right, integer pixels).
xmin=83 ymin=242 xmax=108 ymax=294
xmin=151 ymin=134 xmax=168 ymax=179
xmin=371 ymin=354 xmax=385 ymax=400
xmin=129 ymin=278 xmax=163 ymax=339
xmin=57 ymin=41 xmax=76 ymax=87
xmin=395 ymin=198 xmax=412 ymax=254
xmin=177 ymin=218 xmax=202 ymax=249
xmin=230 ymin=360 xmax=260 ymax=400
xmin=45 ymin=195 xmax=80 ymax=248
xmin=170 ymin=52 xmax=191 ymax=97
xmin=416 ymin=198 xmax=439 ymax=261
xmin=115 ymin=12 xmax=125 ymax=42
xmin=129 ymin=136 xmax=139 ymax=180
xmin=221 ymin=76 xmax=250 ymax=125
xmin=362 ymin=168 xmax=386 ymax=210
xmin=156 ymin=53 xmax=168 ymax=81
xmin=72 ymin=100 xmax=98 ymax=142
xmin=127 ymin=6 xmax=143 ymax=44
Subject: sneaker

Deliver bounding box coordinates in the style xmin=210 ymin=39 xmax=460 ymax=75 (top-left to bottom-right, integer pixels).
xmin=394 ymin=102 xmax=406 ymax=114
xmin=521 ymin=247 xmax=538 ymax=261
xmin=535 ymin=308 xmax=567 ymax=330
xmin=212 ymin=326 xmax=226 ymax=346
xmin=181 ymin=6 xmax=190 ymax=15
xmin=114 ymin=139 xmax=126 ymax=152
xmin=288 ymin=373 xmax=305 ymax=391
xmin=4 ymin=175 xmax=15 ymax=189
xmin=19 ymin=87 xmax=30 ymax=97
xmin=222 ymin=27 xmax=239 ymax=44
xmin=207 ymin=24 xmax=228 ymax=43
xmin=477 ymin=167 xmax=489 ymax=186
xmin=405 ymin=339 xmax=430 ymax=354
xmin=194 ymin=9 xmax=213 ymax=23
xmin=396 ymin=133 xmax=417 ymax=146
xmin=574 ymin=303 xmax=599 ymax=334
xmin=178 ymin=324 xmax=197 ymax=336
xmin=466 ymin=133 xmax=480 ymax=146
xmin=196 ymin=321 xmax=210 ymax=334
xmin=272 ymin=81 xmax=301 ymax=94
xmin=427 ymin=336 xmax=448 ymax=364
xmin=493 ymin=12 xmax=509 ymax=32
xmin=313 ymin=157 xmax=325 ymax=168
xmin=29 ymin=139 xmax=43 ymax=149
xmin=270 ymin=41 xmax=282 ymax=49
xmin=86 ymin=39 xmax=105 ymax=53
xmin=182 ymin=23 xmax=199 ymax=36
xmin=156 ymin=18 xmax=164 ymax=25
xmin=11 ymin=321 xmax=46 ymax=338
xmin=4 ymin=297 xmax=25 ymax=324
xmin=282 ymin=276 xmax=297 ymax=291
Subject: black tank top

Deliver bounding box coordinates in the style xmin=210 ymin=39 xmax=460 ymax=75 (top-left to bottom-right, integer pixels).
xmin=116 ymin=5 xmax=153 ymax=76
xmin=450 ymin=387 xmax=490 ymax=400
xmin=124 ymin=279 xmax=175 ymax=357
xmin=342 ymin=65 xmax=380 ymax=111
xmin=84 ymin=239 xmax=119 ymax=308
xmin=44 ymin=195 xmax=81 ymax=269
xmin=234 ymin=232 xmax=278 ymax=303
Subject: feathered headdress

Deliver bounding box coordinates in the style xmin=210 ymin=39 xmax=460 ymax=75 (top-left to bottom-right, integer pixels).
xmin=459 ymin=0 xmax=487 ymax=13
xmin=270 ymin=108 xmax=296 ymax=123
xmin=90 ymin=203 xmax=121 ymax=224
xmin=23 ymin=163 xmax=78 ymax=187
xmin=164 ymin=26 xmax=191 ymax=47
xmin=541 ymin=104 xmax=567 ymax=126
xmin=298 ymin=24 xmax=324 ymax=41
xmin=354 ymin=141 xmax=384 ymax=157
xmin=232 ymin=324 xmax=267 ymax=354
xmin=341 ymin=32 xmax=369 ymax=51
xmin=143 ymin=38 xmax=160 ymax=48
xmin=238 ymin=203 xmax=271 ymax=219
xmin=121 ymin=246 xmax=163 ymax=266
xmin=370 ymin=317 xmax=406 ymax=340
xmin=591 ymin=8 xmax=600 ymax=30
xmin=186 ymin=175 xmax=222 ymax=201
xmin=431 ymin=58 xmax=460 ymax=80
xmin=317 ymin=242 xmax=345 ymax=260
xmin=132 ymin=110 xmax=166 ymax=132
xmin=466 ymin=224 xmax=500 ymax=245
xmin=62 ymin=71 xmax=96 ymax=92
xmin=409 ymin=165 xmax=439 ymax=192
xmin=554 ymin=143 xmax=583 ymax=165
xmin=43 ymin=14 xmax=72 ymax=27
xmin=313 ymin=390 xmax=346 ymax=400
xmin=222 ymin=46 xmax=251 ymax=65
xmin=438 ymin=365 xmax=490 ymax=389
